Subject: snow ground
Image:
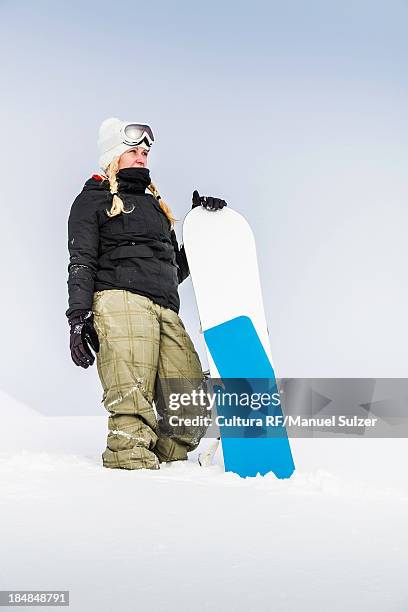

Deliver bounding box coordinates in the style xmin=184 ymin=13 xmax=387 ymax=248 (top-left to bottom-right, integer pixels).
xmin=0 ymin=390 xmax=407 ymax=612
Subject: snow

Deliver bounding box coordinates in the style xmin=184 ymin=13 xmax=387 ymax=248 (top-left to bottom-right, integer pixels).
xmin=1 ymin=390 xmax=407 ymax=611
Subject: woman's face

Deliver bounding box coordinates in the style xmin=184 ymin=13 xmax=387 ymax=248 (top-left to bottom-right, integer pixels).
xmin=118 ymin=146 xmax=150 ymax=169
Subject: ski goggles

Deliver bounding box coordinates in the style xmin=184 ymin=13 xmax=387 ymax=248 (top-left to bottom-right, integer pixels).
xmin=121 ymin=122 xmax=155 ymax=148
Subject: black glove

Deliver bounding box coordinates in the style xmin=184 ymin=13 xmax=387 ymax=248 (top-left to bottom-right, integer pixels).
xmin=68 ymin=309 xmax=100 ymax=369
xmin=192 ymin=190 xmax=227 ymax=211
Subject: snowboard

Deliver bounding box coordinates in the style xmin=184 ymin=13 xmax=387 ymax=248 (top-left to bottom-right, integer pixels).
xmin=182 ymin=205 xmax=295 ymax=478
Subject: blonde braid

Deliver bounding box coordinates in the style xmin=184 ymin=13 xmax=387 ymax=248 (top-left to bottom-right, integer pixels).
xmin=104 ymin=156 xmax=126 ymax=218
xmin=147 ymin=181 xmax=177 ymax=226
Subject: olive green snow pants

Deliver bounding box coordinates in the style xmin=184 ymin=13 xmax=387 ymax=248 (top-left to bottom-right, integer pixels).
xmin=92 ymin=289 xmax=208 ymax=470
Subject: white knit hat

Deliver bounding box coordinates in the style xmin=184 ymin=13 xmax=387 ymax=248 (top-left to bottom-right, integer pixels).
xmin=97 ymin=117 xmax=152 ymax=171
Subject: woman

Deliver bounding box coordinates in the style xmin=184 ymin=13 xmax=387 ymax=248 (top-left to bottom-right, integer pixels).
xmin=66 ymin=117 xmax=227 ymax=470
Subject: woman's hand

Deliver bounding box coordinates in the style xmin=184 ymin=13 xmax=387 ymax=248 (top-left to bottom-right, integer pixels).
xmin=192 ymin=190 xmax=227 ymax=211
xmin=68 ymin=309 xmax=100 ymax=368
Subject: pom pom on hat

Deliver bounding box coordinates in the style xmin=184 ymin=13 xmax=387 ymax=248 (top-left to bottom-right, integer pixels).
xmin=99 ymin=117 xmax=121 ymax=132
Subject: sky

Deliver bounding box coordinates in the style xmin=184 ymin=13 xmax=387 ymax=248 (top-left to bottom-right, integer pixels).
xmin=1 ymin=0 xmax=407 ymax=415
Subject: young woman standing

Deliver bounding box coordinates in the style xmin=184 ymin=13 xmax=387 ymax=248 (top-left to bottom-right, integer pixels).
xmin=66 ymin=117 xmax=227 ymax=470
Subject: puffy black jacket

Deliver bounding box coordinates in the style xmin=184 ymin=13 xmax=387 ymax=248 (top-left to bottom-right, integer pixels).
xmin=65 ymin=167 xmax=190 ymax=318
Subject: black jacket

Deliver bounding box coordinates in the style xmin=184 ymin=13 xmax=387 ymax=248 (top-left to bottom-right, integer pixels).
xmin=65 ymin=167 xmax=189 ymax=318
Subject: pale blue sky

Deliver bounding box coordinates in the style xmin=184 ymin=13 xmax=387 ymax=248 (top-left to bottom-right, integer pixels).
xmin=1 ymin=0 xmax=407 ymax=414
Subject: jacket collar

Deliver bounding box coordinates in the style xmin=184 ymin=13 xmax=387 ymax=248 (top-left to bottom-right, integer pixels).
xmin=116 ymin=167 xmax=151 ymax=194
